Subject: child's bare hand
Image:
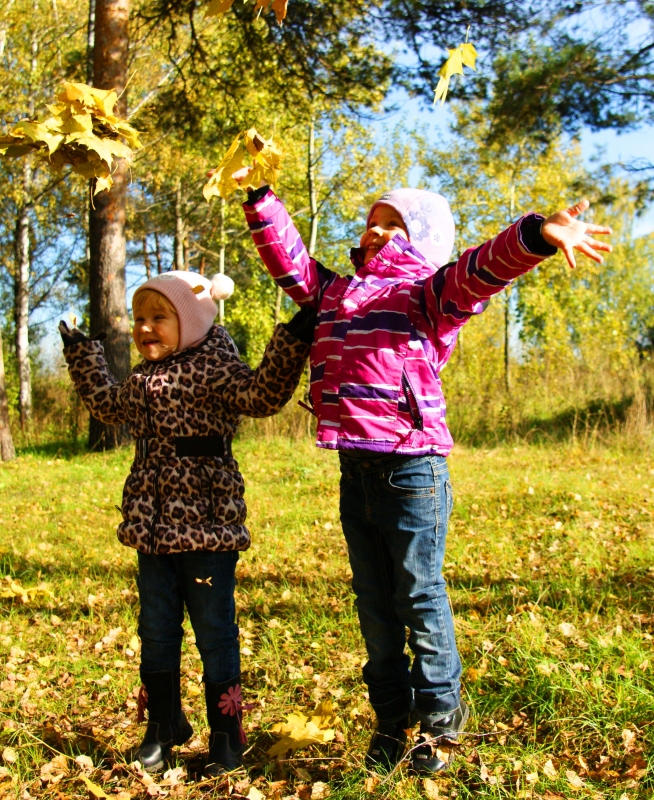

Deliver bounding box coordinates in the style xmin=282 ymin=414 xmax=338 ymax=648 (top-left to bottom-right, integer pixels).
xmin=232 ymin=166 xmax=253 ymax=184
xmin=541 ymin=198 xmax=612 ymax=269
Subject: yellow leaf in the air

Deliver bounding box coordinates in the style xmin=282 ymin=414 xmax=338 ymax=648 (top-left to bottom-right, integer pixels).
xmin=433 ymin=41 xmax=477 ymax=105
xmin=205 ymin=0 xmax=236 ymax=16
xmin=267 ymin=700 xmax=336 ymax=757
xmin=80 ymin=776 xmax=108 ymax=799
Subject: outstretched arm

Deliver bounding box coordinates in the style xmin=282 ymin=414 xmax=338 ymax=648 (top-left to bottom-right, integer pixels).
xmin=233 ymin=168 xmax=336 ymax=308
xmin=60 ymin=323 xmax=130 ymax=426
xmin=220 ymin=308 xmax=314 ymax=418
xmin=423 ymin=199 xmax=612 ymax=346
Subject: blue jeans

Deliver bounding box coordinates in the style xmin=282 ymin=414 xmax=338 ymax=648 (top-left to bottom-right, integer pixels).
xmin=137 ymin=550 xmax=240 ymax=683
xmin=339 ymin=453 xmax=461 ymax=724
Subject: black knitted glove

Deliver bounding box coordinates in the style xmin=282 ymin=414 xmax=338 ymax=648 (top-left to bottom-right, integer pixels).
xmin=246 ymin=185 xmax=270 ymax=204
xmin=58 ymin=321 xmax=107 ymax=348
xmin=281 ymin=305 xmax=318 ymax=345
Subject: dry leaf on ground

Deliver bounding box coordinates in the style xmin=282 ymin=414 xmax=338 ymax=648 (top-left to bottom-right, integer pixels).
xmin=311 ymin=782 xmax=330 ymax=799
xmin=565 ymin=769 xmax=584 ymax=789
xmin=1 ymin=748 xmax=17 ymax=765
xmin=267 ymin=700 xmax=336 ymax=757
xmin=543 ymin=759 xmax=557 ymax=779
xmin=423 ymin=778 xmax=445 ymax=798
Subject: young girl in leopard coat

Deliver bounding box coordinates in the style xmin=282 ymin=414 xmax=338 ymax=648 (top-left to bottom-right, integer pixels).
xmin=59 ymin=270 xmax=315 ymax=776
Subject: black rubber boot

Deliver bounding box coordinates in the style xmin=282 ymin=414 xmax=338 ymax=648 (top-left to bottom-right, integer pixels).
xmin=204 ymin=676 xmax=246 ymax=777
xmin=411 ymin=700 xmax=469 ymax=775
xmin=365 ymin=713 xmax=415 ymax=772
xmin=133 ymin=669 xmax=194 ymax=772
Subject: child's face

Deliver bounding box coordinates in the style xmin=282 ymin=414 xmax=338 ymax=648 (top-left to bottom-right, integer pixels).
xmin=132 ymin=304 xmax=180 ymax=361
xmin=360 ymin=204 xmax=409 ymax=265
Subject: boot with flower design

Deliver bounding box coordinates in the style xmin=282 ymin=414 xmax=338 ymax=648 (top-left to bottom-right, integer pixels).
xmin=203 ymin=675 xmax=247 ymax=777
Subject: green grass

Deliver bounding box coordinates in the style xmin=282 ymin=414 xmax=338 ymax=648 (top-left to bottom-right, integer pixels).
xmin=1 ymin=435 xmax=653 ymax=799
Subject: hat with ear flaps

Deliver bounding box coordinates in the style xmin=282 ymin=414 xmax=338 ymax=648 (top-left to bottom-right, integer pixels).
xmin=133 ymin=270 xmax=235 ymax=352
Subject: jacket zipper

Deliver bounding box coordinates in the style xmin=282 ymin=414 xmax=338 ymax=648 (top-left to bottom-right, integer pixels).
xmin=143 ymin=373 xmax=158 ymax=554
xmin=402 ymin=372 xmax=424 ymax=431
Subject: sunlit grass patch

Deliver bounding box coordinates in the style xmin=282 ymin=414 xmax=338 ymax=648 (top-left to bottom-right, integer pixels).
xmin=0 ymin=437 xmax=653 ymax=799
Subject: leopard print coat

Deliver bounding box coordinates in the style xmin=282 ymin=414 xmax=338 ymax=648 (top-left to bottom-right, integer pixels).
xmin=64 ymin=324 xmax=309 ymax=555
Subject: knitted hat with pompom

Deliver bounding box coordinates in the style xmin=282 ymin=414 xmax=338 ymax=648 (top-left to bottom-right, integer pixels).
xmin=367 ymin=188 xmax=455 ymax=268
xmin=133 ymin=270 xmax=234 ymax=352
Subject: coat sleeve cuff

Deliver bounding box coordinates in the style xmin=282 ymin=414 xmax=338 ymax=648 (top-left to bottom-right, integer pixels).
xmin=245 ymin=185 xmax=270 ymax=205
xmin=519 ymin=213 xmax=557 ymax=257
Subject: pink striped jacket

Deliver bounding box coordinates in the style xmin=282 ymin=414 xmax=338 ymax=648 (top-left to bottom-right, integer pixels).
xmin=243 ymin=190 xmax=555 ymax=455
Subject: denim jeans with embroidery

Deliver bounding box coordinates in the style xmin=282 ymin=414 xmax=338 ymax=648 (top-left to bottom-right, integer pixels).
xmin=137 ymin=550 xmax=240 ymax=683
xmin=339 ymin=452 xmax=461 ymax=724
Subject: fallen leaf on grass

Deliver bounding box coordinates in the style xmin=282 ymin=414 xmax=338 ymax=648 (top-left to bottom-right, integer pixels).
xmin=247 ymin=787 xmax=265 ymax=800
xmin=75 ymin=754 xmax=94 ymax=772
xmin=525 ymin=771 xmax=538 ymax=784
xmin=80 ymin=776 xmax=108 ymax=799
xmin=1 ymin=748 xmax=17 ymax=764
xmin=558 ymin=622 xmax=576 ymax=637
xmin=40 ymin=754 xmax=68 ymax=784
xmin=622 ymin=728 xmax=637 ymax=752
xmin=543 ymin=759 xmax=557 ymax=779
xmin=565 ymin=769 xmax=584 ymax=789
xmin=423 ymin=778 xmax=445 ymax=799
xmin=162 ymin=767 xmax=186 ymax=786
xmin=363 ymin=776 xmax=379 ymax=793
xmin=0 ymin=576 xmax=54 ymax=604
xmin=311 ymin=782 xmax=330 ymax=799
xmin=267 ymin=700 xmax=336 ymax=757
xmin=0 ymin=767 xmax=10 ymax=781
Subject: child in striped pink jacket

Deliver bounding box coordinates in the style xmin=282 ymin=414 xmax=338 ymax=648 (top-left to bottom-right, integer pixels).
xmin=237 ymin=174 xmax=610 ymax=773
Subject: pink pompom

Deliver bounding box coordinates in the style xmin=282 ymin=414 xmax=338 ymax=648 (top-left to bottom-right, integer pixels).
xmin=210 ymin=274 xmax=234 ymax=301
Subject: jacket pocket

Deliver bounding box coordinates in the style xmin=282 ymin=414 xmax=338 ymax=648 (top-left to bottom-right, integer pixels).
xmin=401 ymin=370 xmax=424 ymax=431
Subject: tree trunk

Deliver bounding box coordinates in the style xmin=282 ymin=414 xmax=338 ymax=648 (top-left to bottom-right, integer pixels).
xmin=174 ymin=180 xmax=185 ymax=270
xmin=307 ymin=116 xmax=319 ymax=258
xmin=154 ymin=230 xmax=163 ymax=274
xmin=0 ymin=327 xmax=16 ymax=461
xmin=143 ymin=235 xmax=151 ymax=279
xmin=88 ymin=0 xmax=130 ymax=451
xmin=504 ymin=288 xmax=511 ymax=394
xmin=218 ymin=197 xmax=225 ymax=324
xmin=15 ymin=160 xmax=32 ymax=432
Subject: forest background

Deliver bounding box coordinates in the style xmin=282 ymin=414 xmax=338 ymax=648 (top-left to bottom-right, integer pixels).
xmin=0 ymin=0 xmax=653 ymax=452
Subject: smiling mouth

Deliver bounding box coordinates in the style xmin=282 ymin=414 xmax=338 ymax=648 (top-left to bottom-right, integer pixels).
xmin=142 ymin=339 xmax=160 ymax=346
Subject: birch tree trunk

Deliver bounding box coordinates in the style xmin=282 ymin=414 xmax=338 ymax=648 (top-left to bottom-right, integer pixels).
xmin=15 ymin=160 xmax=32 ymax=431
xmin=88 ymin=0 xmax=130 ymax=451
xmin=0 ymin=328 xmax=16 ymax=461
xmin=174 ymin=180 xmax=185 ymax=270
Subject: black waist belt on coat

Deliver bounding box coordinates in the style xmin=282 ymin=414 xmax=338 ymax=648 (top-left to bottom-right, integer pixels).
xmin=135 ymin=435 xmax=233 ymax=459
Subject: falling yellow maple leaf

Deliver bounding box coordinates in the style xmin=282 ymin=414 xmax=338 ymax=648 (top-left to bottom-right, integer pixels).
xmin=433 ymin=41 xmax=477 ymax=105
xmin=204 ymin=127 xmax=283 ymax=201
xmin=0 ymin=81 xmax=142 ymax=194
xmin=267 ymin=700 xmax=336 ymax=757
xmin=206 ymin=0 xmax=288 ymax=24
